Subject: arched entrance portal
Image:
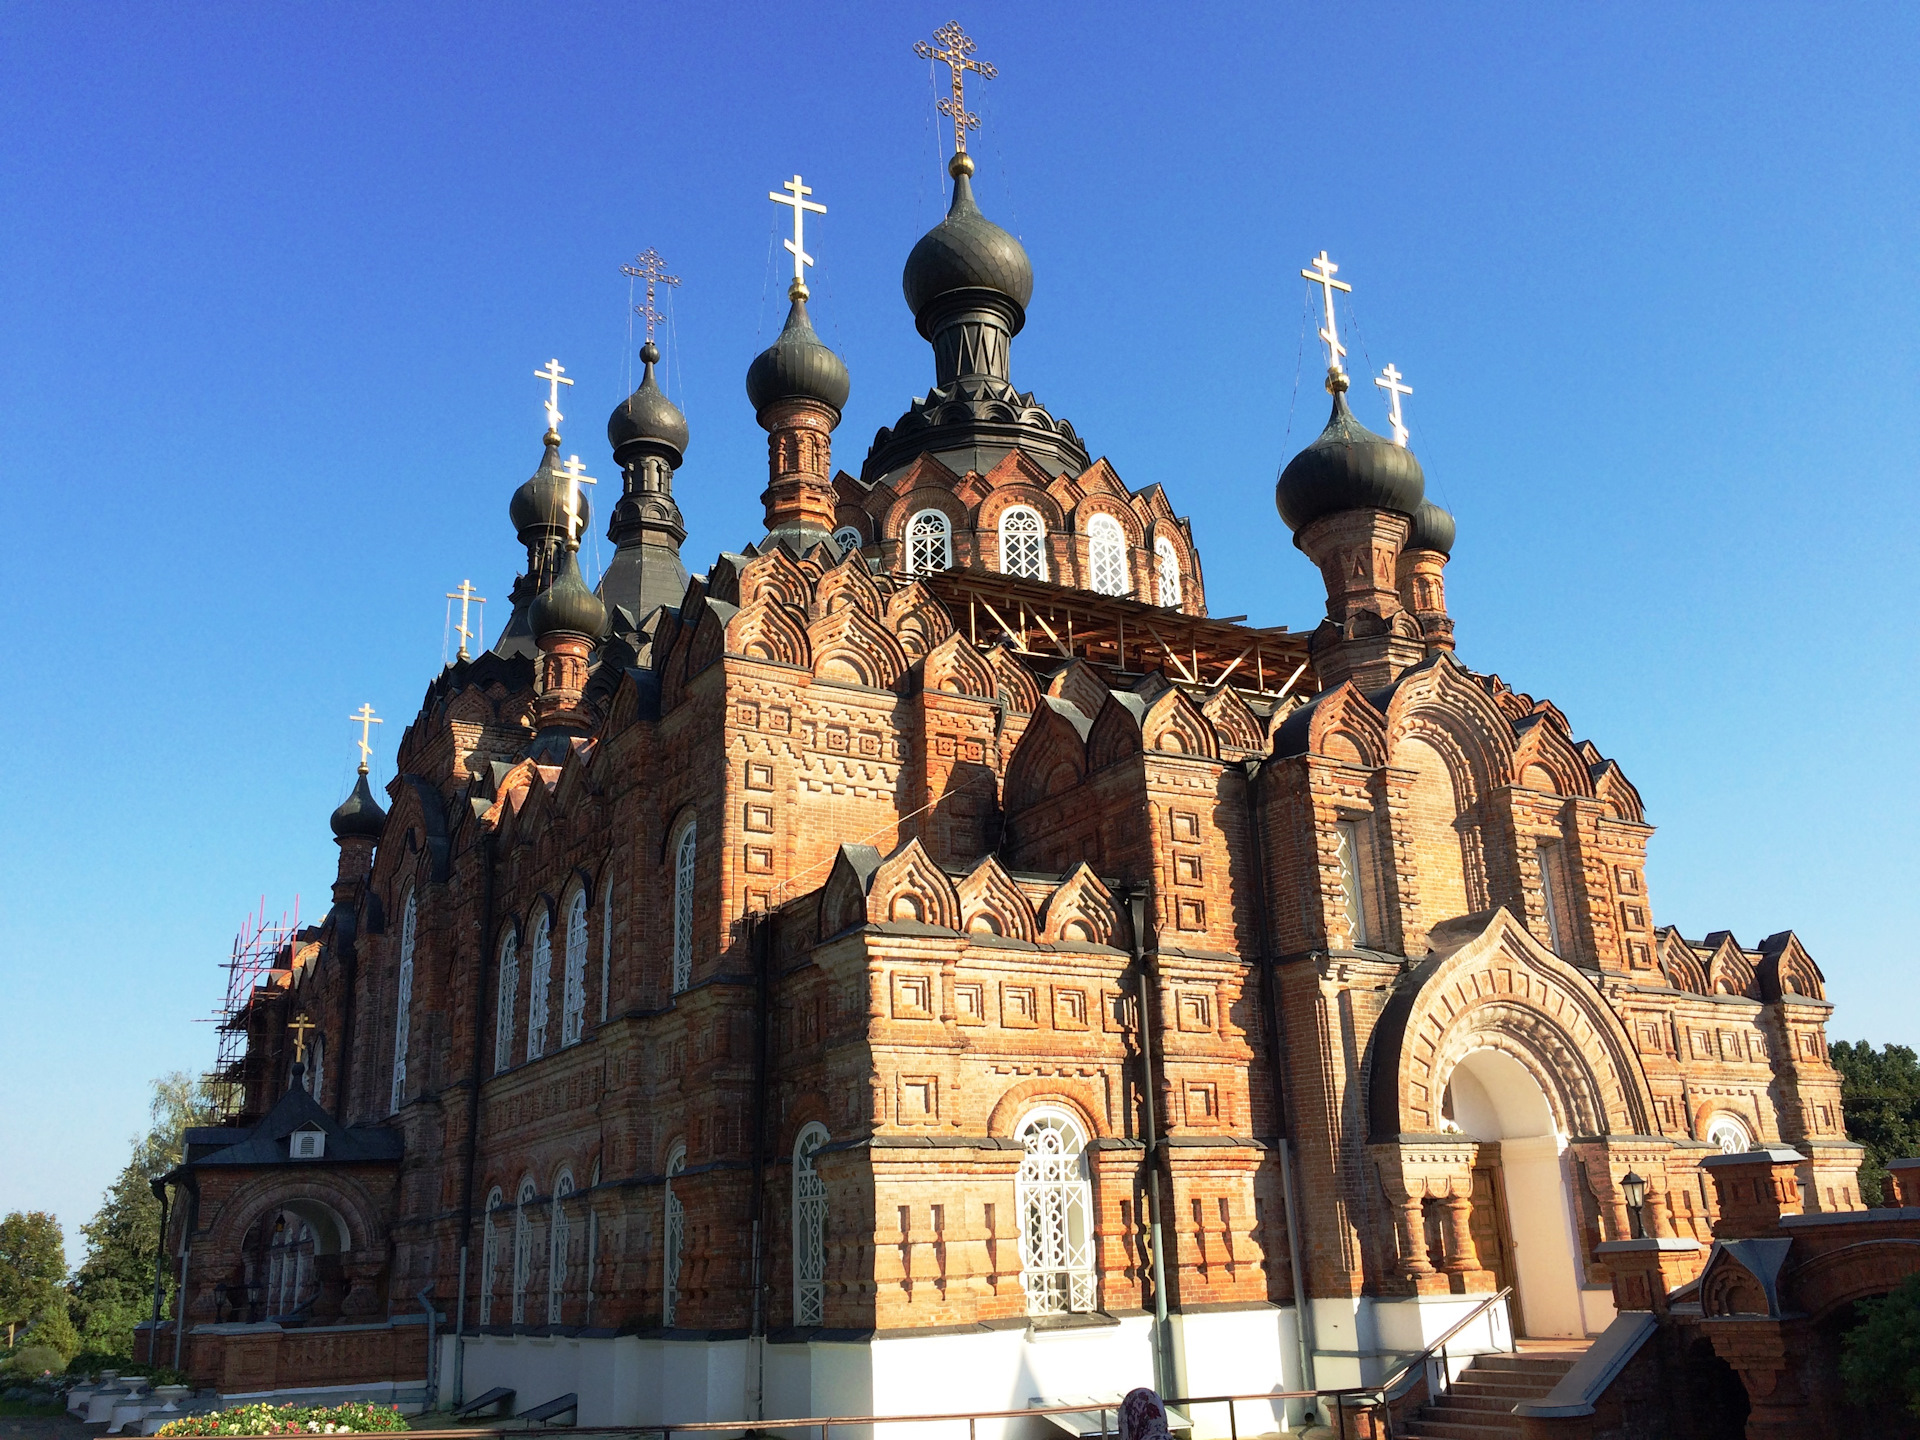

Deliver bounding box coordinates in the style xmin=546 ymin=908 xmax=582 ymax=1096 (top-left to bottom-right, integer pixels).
xmin=1445 ymin=1048 xmax=1585 ymax=1338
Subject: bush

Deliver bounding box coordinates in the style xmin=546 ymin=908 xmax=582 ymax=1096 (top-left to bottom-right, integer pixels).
xmin=1 ymin=1345 xmax=66 ymax=1379
xmin=156 ymin=1401 xmax=410 ymax=1436
xmin=1841 ymin=1273 xmax=1920 ymax=1415
xmin=63 ymin=1355 xmax=188 ymax=1386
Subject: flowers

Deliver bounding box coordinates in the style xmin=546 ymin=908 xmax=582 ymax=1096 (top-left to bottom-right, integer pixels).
xmin=155 ymin=1400 xmax=410 ymax=1436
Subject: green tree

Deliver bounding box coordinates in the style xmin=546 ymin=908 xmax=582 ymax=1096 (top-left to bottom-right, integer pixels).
xmin=1831 ymin=1040 xmax=1920 ymax=1206
xmin=70 ymin=1073 xmax=220 ymax=1359
xmin=0 ymin=1211 xmax=66 ymax=1343
xmin=1841 ymin=1273 xmax=1920 ymax=1415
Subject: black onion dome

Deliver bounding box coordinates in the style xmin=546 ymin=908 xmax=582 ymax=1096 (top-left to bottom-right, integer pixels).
xmin=329 ymin=769 xmax=387 ymax=840
xmin=530 ymin=545 xmax=607 ymax=641
xmin=1275 ymin=390 xmax=1426 ymax=535
xmin=746 ymin=294 xmax=850 ymax=417
xmin=608 ymin=342 xmax=689 ymax=465
xmin=510 ymin=439 xmax=590 ymax=541
xmin=1407 ymin=499 xmax=1456 ymax=556
xmin=902 ymin=158 xmax=1033 ymax=335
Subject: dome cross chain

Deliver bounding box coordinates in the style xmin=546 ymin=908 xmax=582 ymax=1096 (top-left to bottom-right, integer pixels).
xmin=915 ymin=21 xmax=997 ymax=156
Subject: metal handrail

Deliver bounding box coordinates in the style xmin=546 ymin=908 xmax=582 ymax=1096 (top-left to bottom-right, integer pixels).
xmin=1372 ymin=1284 xmax=1516 ymax=1404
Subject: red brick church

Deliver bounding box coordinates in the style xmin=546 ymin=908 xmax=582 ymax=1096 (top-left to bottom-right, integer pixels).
xmin=147 ymin=42 xmax=1907 ymax=1438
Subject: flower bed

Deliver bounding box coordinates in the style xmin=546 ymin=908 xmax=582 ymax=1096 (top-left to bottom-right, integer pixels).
xmin=156 ymin=1401 xmax=410 ymax=1436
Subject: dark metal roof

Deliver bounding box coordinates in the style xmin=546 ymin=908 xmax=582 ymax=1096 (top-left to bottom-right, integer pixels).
xmin=607 ymin=342 xmax=689 ymax=466
xmin=745 ymin=294 xmax=850 ymax=417
xmin=1275 ymin=390 xmax=1426 ymax=536
xmin=328 ymin=769 xmax=387 ymax=840
xmin=1408 ymin=498 xmax=1456 ymax=556
xmin=530 ymin=545 xmax=607 ymax=642
xmin=185 ymin=1073 xmax=402 ymax=1170
xmin=903 ymin=163 xmax=1034 ymax=325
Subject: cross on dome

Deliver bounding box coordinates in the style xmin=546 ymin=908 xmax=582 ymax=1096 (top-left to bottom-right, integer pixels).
xmin=560 ymin=454 xmax=597 ymax=540
xmin=1301 ymin=250 xmax=1353 ymax=387
xmin=1374 ymin=363 xmax=1413 ymax=446
xmin=622 ymin=248 xmax=681 ymax=344
xmin=915 ymin=21 xmax=997 ymax=156
xmin=348 ymin=703 xmax=382 ymax=773
xmin=769 ymin=175 xmax=827 ymax=299
xmin=534 ymin=357 xmax=573 ymax=436
xmin=446 ymin=579 xmax=487 ymax=660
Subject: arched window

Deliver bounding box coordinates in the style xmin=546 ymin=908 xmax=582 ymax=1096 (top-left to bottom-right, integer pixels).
xmin=599 ymin=880 xmax=612 ymax=1023
xmin=548 ymin=1170 xmax=573 ymax=1325
xmin=1015 ymin=1108 xmax=1096 ymax=1315
xmin=663 ymin=1144 xmax=687 ymax=1326
xmin=793 ymin=1123 xmax=830 ymax=1325
xmin=907 ymin=509 xmax=953 ymax=574
xmin=833 ymin=525 xmax=864 ymax=555
xmin=1085 ymin=514 xmax=1128 ymax=596
xmin=494 ymin=931 xmax=518 ymax=1075
xmin=561 ymin=890 xmax=589 ymax=1046
xmin=479 ymin=1186 xmax=503 ymax=1325
xmin=999 ymin=506 xmax=1047 ymax=580
xmin=527 ymin=910 xmax=552 ymax=1060
xmin=511 ymin=1176 xmax=536 ymax=1324
xmin=390 ymin=890 xmax=417 ymax=1115
xmin=1707 ymin=1114 xmax=1752 ymax=1154
xmin=1154 ymin=535 xmax=1182 ymax=607
xmin=672 ymin=821 xmax=697 ymax=995
xmin=585 ymin=1160 xmax=601 ymax=1323
xmin=304 ymin=1034 xmax=326 ymax=1107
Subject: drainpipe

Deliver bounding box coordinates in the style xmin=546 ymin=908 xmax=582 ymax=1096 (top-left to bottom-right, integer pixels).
xmin=1242 ymin=761 xmax=1318 ymax=1411
xmin=1126 ymin=889 xmax=1179 ymax=1399
xmin=745 ymin=912 xmax=773 ymax=1422
xmin=417 ymin=1286 xmax=439 ymax=1411
xmin=453 ymin=831 xmax=498 ymax=1410
xmin=148 ymin=1177 xmax=171 ymax=1363
xmin=173 ymin=1173 xmax=200 ymax=1372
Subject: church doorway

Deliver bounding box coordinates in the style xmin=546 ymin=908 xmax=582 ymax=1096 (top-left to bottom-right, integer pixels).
xmin=1443 ymin=1048 xmax=1586 ymax=1338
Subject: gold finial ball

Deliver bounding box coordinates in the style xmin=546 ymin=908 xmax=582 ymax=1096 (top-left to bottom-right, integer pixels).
xmin=948 ymin=151 xmax=975 ymax=179
xmin=789 ymin=278 xmax=811 ymax=302
xmin=1325 ymin=366 xmax=1350 ymax=395
xmin=544 ymin=426 xmax=562 ymax=445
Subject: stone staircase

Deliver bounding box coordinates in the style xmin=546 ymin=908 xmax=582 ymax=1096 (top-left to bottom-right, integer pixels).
xmin=1399 ymin=1346 xmax=1588 ymax=1439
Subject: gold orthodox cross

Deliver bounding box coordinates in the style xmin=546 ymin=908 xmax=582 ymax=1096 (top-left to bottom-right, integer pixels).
xmin=1374 ymin=363 xmax=1413 ymax=446
xmin=1301 ymin=250 xmax=1352 ymax=383
xmin=561 ymin=454 xmax=597 ymax=540
xmin=769 ymin=175 xmax=827 ymax=297
xmin=349 ymin=702 xmax=382 ymax=772
xmin=534 ymin=357 xmax=573 ymax=436
xmin=621 ymin=248 xmax=681 ymax=344
xmin=288 ymin=1014 xmax=317 ymax=1064
xmin=915 ymin=22 xmax=997 ymax=155
xmin=446 ymin=579 xmax=487 ymax=660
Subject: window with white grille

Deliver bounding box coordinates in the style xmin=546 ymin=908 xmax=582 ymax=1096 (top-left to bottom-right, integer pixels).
xmin=1016 ymin=1108 xmax=1096 ymax=1315
xmin=907 ymin=510 xmax=953 ymax=573
xmin=1708 ymin=1115 xmax=1751 ymax=1154
xmin=1537 ymin=840 xmax=1573 ymax=955
xmin=663 ymin=1145 xmax=686 ymax=1326
xmin=1336 ymin=819 xmax=1370 ymax=948
xmin=672 ymin=822 xmax=697 ymax=994
xmin=390 ymin=890 xmax=417 ymax=1115
xmin=527 ymin=912 xmax=552 ymax=1060
xmin=793 ymin=1123 xmax=830 ymax=1325
xmin=561 ymin=890 xmax=588 ymax=1046
xmin=548 ymin=1170 xmax=573 ymax=1325
xmin=1085 ymin=514 xmax=1128 ymax=596
xmin=833 ymin=525 xmax=864 ymax=554
xmin=480 ymin=1187 xmax=502 ymax=1325
xmin=599 ymin=881 xmax=612 ymax=1023
xmin=1155 ymin=535 xmax=1182 ymax=607
xmin=494 ymin=932 xmax=518 ymax=1074
xmin=511 ymin=1177 xmax=535 ymax=1324
xmin=999 ymin=506 xmax=1047 ymax=580
xmin=306 ymin=1034 xmax=325 ymax=1106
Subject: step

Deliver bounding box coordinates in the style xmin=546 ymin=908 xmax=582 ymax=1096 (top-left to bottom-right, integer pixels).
xmin=1400 ymin=1419 xmax=1522 ymax=1440
xmin=1475 ymin=1353 xmax=1581 ymax=1374
xmin=1429 ymin=1391 xmax=1526 ymax=1414
xmin=1449 ymin=1375 xmax=1557 ymax=1399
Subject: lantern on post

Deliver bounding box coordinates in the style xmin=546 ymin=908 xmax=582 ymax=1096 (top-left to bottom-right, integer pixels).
xmin=1621 ymin=1171 xmax=1648 ymax=1240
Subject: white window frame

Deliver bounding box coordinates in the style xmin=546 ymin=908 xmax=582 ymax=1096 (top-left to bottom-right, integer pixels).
xmin=672 ymin=821 xmax=697 ymax=995
xmin=832 ymin=525 xmax=864 ymax=555
xmin=663 ymin=1144 xmax=687 ymax=1327
xmin=494 ymin=931 xmax=518 ymax=1074
xmin=907 ymin=509 xmax=953 ymax=574
xmin=548 ymin=1170 xmax=573 ymax=1325
xmin=793 ymin=1123 xmax=830 ymax=1326
xmin=998 ymin=505 xmax=1047 ymax=580
xmin=528 ymin=910 xmax=552 ymax=1060
xmin=1336 ymin=819 xmax=1369 ymax=948
xmin=1015 ymin=1106 xmax=1096 ymax=1316
xmin=1085 ymin=513 xmax=1128 ymax=596
xmin=480 ymin=1187 xmax=503 ymax=1326
xmin=390 ymin=890 xmax=417 ymax=1115
xmin=561 ymin=889 xmax=589 ymax=1046
xmin=1707 ymin=1114 xmax=1752 ymax=1154
xmin=1537 ymin=840 xmax=1572 ymax=955
xmin=511 ymin=1177 xmax=536 ymax=1324
xmin=1155 ymin=535 xmax=1182 ymax=607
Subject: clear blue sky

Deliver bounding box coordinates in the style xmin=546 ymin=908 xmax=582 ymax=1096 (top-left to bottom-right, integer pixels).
xmin=3 ymin=4 xmax=1915 ymax=1262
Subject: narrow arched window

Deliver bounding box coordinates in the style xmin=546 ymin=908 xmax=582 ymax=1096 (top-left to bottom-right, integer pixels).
xmin=1155 ymin=535 xmax=1182 ymax=607
xmin=527 ymin=910 xmax=552 ymax=1060
xmin=833 ymin=525 xmax=864 ymax=555
xmin=480 ymin=1186 xmax=503 ymax=1326
xmin=494 ymin=931 xmax=518 ymax=1074
xmin=561 ymin=890 xmax=589 ymax=1046
xmin=585 ymin=1160 xmax=601 ymax=1324
xmin=672 ymin=821 xmax=697 ymax=995
xmin=511 ymin=1177 xmax=536 ymax=1324
xmin=663 ymin=1144 xmax=687 ymax=1326
xmin=390 ymin=890 xmax=417 ymax=1115
xmin=999 ymin=506 xmax=1047 ymax=580
xmin=907 ymin=509 xmax=953 ymax=574
xmin=599 ymin=880 xmax=613 ymax=1024
xmin=548 ymin=1170 xmax=573 ymax=1325
xmin=1085 ymin=514 xmax=1128 ymax=596
xmin=305 ymin=1034 xmax=326 ymax=1107
xmin=1016 ymin=1108 xmax=1096 ymax=1315
xmin=793 ymin=1123 xmax=830 ymax=1325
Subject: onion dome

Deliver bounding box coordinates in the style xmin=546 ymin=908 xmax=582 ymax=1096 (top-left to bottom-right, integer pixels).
xmin=903 ymin=153 xmax=1033 ymax=336
xmin=608 ymin=341 xmax=689 ymax=468
xmin=530 ymin=544 xmax=606 ymax=641
xmin=509 ymin=435 xmax=589 ymax=543
xmin=1275 ymin=388 xmax=1426 ymax=536
xmin=329 ymin=769 xmax=387 ymax=840
xmin=1407 ymin=499 xmax=1456 ymax=556
xmin=746 ymin=291 xmax=850 ymax=418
